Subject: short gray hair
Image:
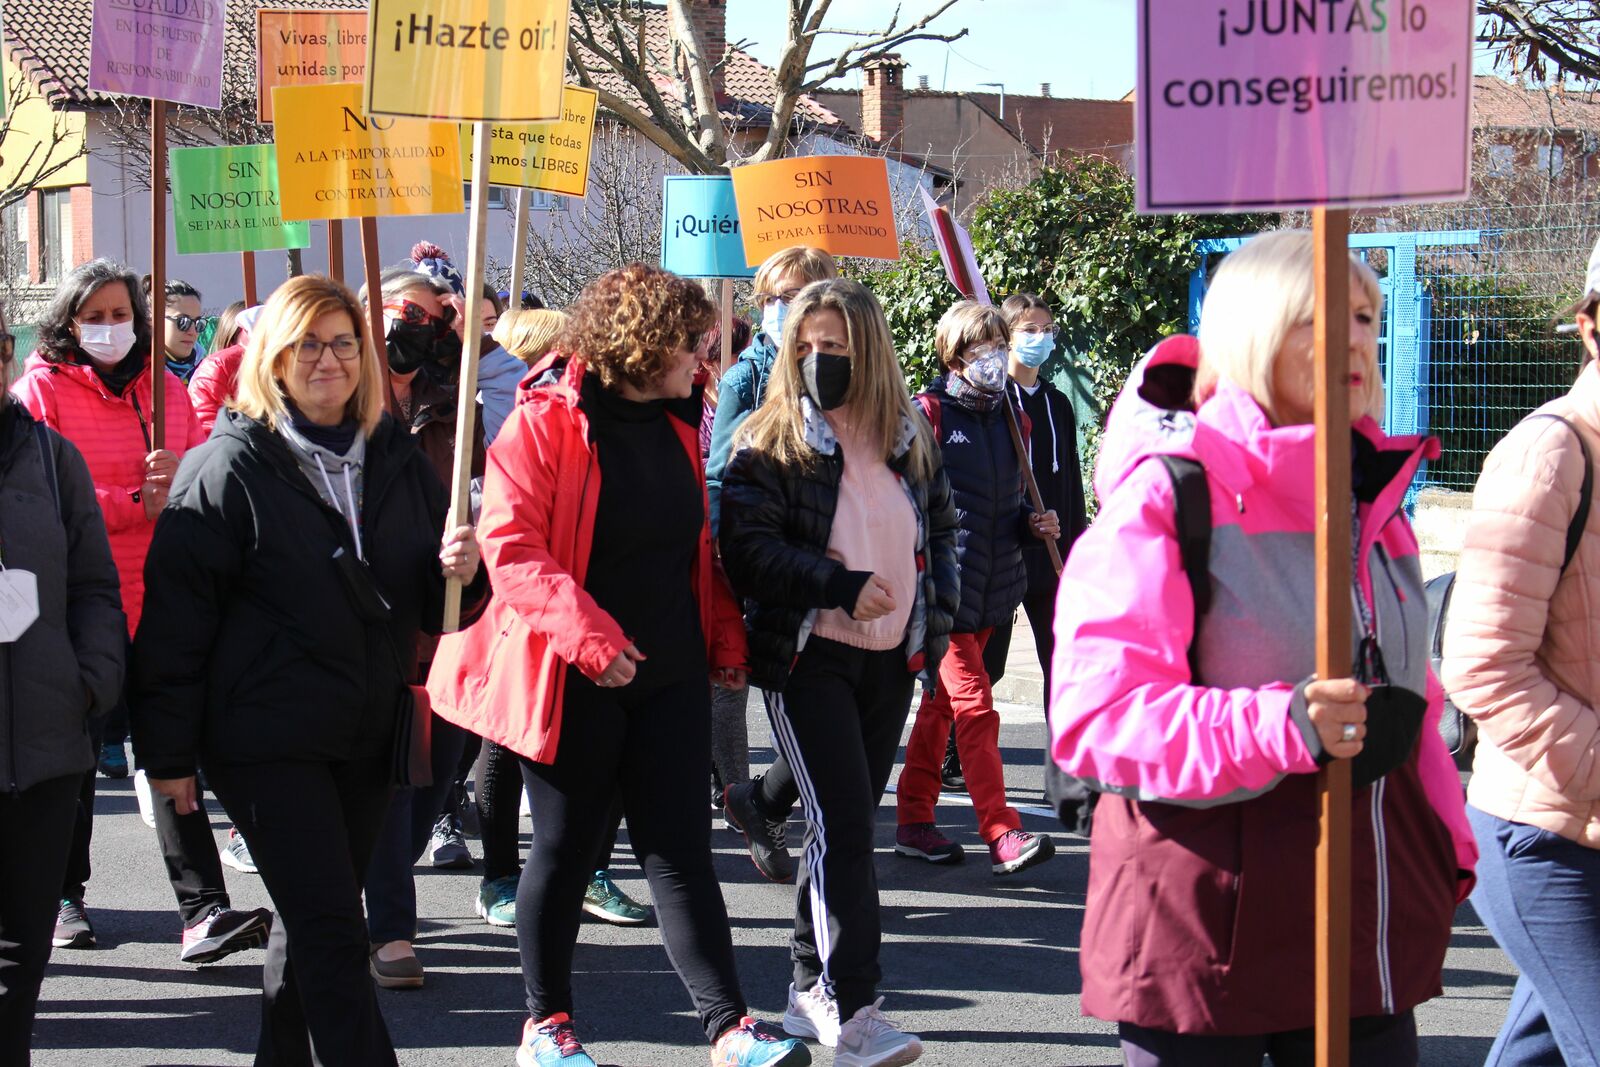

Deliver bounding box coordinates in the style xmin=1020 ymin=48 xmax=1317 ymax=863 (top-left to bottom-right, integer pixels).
xmin=359 ymin=268 xmax=450 ymax=309
xmin=37 ymin=259 xmax=152 ymax=365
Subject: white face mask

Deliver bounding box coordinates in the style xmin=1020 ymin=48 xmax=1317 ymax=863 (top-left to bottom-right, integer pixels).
xmin=761 ymin=300 xmax=790 ymax=348
xmin=77 ymin=321 xmax=137 ymax=368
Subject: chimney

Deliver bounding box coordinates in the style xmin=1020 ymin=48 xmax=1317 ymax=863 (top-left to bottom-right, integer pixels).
xmin=1040 ymin=82 xmax=1052 ymax=97
xmin=680 ymin=0 xmax=729 ymax=102
xmin=862 ymin=54 xmax=907 ymax=147
xmin=917 ymin=74 xmax=930 ymax=90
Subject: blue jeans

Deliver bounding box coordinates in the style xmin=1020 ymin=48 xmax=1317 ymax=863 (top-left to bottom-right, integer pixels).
xmin=364 ymin=714 xmax=468 ymax=944
xmin=1470 ymin=805 xmax=1600 ymax=1067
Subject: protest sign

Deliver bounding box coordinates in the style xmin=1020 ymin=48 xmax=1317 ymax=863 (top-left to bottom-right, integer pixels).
xmin=274 ymin=82 xmax=464 ymax=222
xmin=731 ymin=156 xmax=899 ymax=267
xmin=88 ymin=0 xmax=225 ymax=109
xmin=171 ymin=145 xmax=310 ymax=255
xmin=1137 ymin=0 xmax=1474 ymax=213
xmin=256 ymin=9 xmax=369 ymax=123
xmin=661 ymin=176 xmax=756 ymax=280
xmin=918 ymin=184 xmax=989 ymax=306
xmin=365 ymin=0 xmax=571 ymax=122
xmin=461 ymin=86 xmax=597 ymax=198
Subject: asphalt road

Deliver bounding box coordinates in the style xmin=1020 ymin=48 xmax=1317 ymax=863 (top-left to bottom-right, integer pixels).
xmin=30 ymin=688 xmax=1515 ymax=1066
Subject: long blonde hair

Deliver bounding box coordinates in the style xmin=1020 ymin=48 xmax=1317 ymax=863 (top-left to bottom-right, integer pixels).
xmin=232 ymin=275 xmax=385 ymax=434
xmin=736 ymin=279 xmax=936 ymax=482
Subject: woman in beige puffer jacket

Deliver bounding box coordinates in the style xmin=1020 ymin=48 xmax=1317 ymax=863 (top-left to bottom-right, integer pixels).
xmin=1443 ymin=248 xmax=1600 ymax=1066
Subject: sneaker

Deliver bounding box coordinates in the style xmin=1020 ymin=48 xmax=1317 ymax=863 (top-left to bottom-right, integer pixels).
xmin=894 ymin=823 xmax=964 ymax=864
xmin=988 ymin=828 xmax=1056 ymax=876
xmin=711 ymin=1016 xmax=812 ymax=1066
xmin=219 ymin=829 xmax=257 ymax=874
xmin=97 ymin=741 xmax=128 ymax=779
xmin=477 ymin=875 xmax=518 ymax=927
xmin=455 ymin=782 xmax=481 ymax=838
xmin=940 ymin=730 xmax=965 ymax=792
xmin=517 ymin=1014 xmax=597 ymax=1067
xmin=428 ymin=812 xmax=473 ymax=869
xmin=133 ymin=769 xmax=157 ymax=829
xmin=723 ymin=780 xmax=796 ymax=883
xmin=180 ymin=905 xmax=272 ymax=965
xmin=53 ymin=899 xmax=95 ymax=949
xmin=369 ymin=941 xmax=424 ymax=989
xmin=582 ymin=871 xmax=649 ymax=925
xmin=783 ymin=983 xmax=841 ymax=1047
xmin=833 ymin=999 xmax=922 ymax=1067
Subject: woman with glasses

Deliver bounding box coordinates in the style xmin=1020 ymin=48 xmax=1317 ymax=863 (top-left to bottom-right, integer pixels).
xmin=132 ymin=274 xmax=484 ymax=1066
xmin=0 ymin=301 xmax=125 ymax=1064
xmin=708 ymin=246 xmax=838 ymax=886
xmin=144 ymin=277 xmax=206 ymax=384
xmin=893 ymin=301 xmax=1059 ymax=878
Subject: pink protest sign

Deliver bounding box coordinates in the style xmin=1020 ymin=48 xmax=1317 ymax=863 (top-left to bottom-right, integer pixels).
xmin=1137 ymin=0 xmax=1473 ymax=214
xmin=89 ymin=0 xmax=225 ymax=109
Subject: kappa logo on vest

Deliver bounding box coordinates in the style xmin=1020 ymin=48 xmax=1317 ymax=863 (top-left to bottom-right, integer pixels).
xmin=945 ymin=429 xmax=972 ymax=445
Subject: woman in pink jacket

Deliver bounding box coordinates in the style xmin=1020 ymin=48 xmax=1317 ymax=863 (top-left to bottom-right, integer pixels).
xmin=1443 ymin=239 xmax=1600 ymax=1066
xmin=1050 ymin=230 xmax=1475 ymax=1065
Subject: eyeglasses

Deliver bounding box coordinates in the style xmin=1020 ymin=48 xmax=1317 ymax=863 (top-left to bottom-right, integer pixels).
xmin=965 ymin=342 xmax=1009 ymax=361
xmin=0 ymin=332 xmax=13 ymax=364
xmin=166 ymin=314 xmax=203 ymax=333
xmin=384 ymin=300 xmax=456 ymax=330
xmin=754 ymin=288 xmax=803 ymax=311
xmin=292 ymin=337 xmax=362 ymax=364
xmin=1014 ymin=324 xmax=1060 ymax=339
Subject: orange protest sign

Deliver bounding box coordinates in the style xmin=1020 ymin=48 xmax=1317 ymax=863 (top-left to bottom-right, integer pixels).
xmin=730 ymin=155 xmax=899 ymax=266
xmin=256 ymin=9 xmax=370 ymax=124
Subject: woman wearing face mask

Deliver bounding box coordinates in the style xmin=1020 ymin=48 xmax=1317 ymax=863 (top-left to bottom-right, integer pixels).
xmin=893 ymin=301 xmax=1059 ymax=878
xmin=1050 ymin=231 xmax=1472 ymax=1064
xmin=10 ymin=259 xmax=215 ymax=953
xmin=356 ymin=268 xmax=487 ymax=987
xmin=708 ymin=246 xmax=838 ymax=886
xmin=721 ymin=279 xmax=957 ymax=1066
xmin=189 ymin=304 xmax=263 ymax=437
xmin=143 ymin=277 xmax=207 ymax=384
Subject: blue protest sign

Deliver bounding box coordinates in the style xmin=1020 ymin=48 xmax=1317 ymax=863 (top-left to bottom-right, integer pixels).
xmin=661 ymin=175 xmax=756 ymax=279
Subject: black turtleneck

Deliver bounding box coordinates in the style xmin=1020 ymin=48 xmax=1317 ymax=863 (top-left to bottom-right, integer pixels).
xmin=579 ymin=371 xmax=705 ymax=688
xmin=287 ymin=401 xmax=360 ymax=454
xmin=79 ymin=346 xmax=148 ymax=398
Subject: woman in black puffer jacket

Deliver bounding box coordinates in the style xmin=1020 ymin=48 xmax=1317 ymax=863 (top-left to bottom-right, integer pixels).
xmin=720 ymin=279 xmax=956 ymax=1063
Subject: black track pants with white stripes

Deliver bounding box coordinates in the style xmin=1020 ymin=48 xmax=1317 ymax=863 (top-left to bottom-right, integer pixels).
xmin=763 ymin=635 xmax=915 ymax=1020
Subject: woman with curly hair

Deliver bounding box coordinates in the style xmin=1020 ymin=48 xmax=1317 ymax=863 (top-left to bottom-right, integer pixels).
xmin=428 ymin=263 xmax=810 ymax=1067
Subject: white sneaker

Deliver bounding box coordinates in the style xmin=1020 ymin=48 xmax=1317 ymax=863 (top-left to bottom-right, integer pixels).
xmin=782 ymin=982 xmax=841 ymax=1047
xmin=833 ymin=998 xmax=922 ymax=1067
xmin=133 ymin=770 xmax=156 ymax=829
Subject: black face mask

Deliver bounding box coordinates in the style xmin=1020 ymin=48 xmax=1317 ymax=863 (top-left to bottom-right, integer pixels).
xmin=386 ymin=319 xmax=461 ymax=375
xmin=801 ymin=352 xmax=852 ymax=410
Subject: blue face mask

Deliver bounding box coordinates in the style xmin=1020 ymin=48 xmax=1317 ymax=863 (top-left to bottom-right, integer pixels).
xmin=1012 ymin=331 xmax=1055 ymax=369
xmin=761 ymin=300 xmax=790 ymax=348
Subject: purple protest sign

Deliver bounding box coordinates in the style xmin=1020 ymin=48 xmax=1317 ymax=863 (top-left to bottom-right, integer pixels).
xmin=89 ymin=0 xmax=225 ymax=109
xmin=1137 ymin=0 xmax=1473 ymax=214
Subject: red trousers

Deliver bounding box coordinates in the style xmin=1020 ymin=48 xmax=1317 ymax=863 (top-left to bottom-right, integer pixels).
xmin=896 ymin=629 xmax=1021 ymax=843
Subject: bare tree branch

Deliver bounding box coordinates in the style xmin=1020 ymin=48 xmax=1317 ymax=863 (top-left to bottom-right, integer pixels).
xmin=1478 ymin=1 xmax=1600 ymax=84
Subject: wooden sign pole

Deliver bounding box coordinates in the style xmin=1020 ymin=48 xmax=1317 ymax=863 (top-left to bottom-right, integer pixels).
xmin=719 ymin=279 xmax=735 ymax=374
xmin=509 ymin=188 xmax=531 ymax=308
xmin=360 ymin=217 xmax=387 ymax=392
xmin=241 ymin=252 xmax=258 ymax=307
xmin=328 ymin=218 xmax=346 ymax=282
xmin=442 ymin=121 xmax=493 ymax=632
xmin=1313 ymin=206 xmax=1354 ymax=1067
xmin=149 ymin=99 xmax=168 ymax=447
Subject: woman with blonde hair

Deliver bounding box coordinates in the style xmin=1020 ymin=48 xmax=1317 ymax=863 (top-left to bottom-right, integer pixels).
xmin=132 ymin=274 xmax=484 ymax=1066
xmin=1049 ymin=230 xmax=1473 ymax=1063
xmin=494 ymin=308 xmax=570 ymax=368
xmin=721 ymin=279 xmax=957 ymax=1066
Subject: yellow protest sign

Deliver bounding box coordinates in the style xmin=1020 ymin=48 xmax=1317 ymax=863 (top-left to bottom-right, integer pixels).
xmin=731 ymin=155 xmax=900 ymax=266
xmin=273 ymin=82 xmax=464 ymax=222
xmin=365 ymin=0 xmax=571 ymax=123
xmin=459 ymin=86 xmax=596 ymax=198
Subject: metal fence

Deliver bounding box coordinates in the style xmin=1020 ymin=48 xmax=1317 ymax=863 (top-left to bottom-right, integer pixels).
xmin=1191 ymin=203 xmax=1597 ymax=491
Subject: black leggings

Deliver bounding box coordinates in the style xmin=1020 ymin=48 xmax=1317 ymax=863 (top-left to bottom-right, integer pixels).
xmin=517 ymin=669 xmax=744 ymax=1044
xmin=0 ymin=773 xmax=79 ymax=1064
xmin=476 ymin=740 xmax=625 ymax=884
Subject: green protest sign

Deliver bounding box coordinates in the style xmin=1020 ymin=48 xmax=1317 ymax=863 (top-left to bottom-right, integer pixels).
xmin=170 ymin=144 xmax=310 ymax=255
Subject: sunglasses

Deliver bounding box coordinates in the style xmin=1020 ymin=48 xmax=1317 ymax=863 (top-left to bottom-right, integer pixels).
xmin=385 ymin=300 xmax=456 ymax=330
xmin=166 ymin=313 xmax=203 ymax=332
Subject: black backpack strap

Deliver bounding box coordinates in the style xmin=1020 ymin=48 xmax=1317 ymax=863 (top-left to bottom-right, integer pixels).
xmin=1159 ymin=455 xmax=1212 ymax=682
xmin=33 ymin=421 xmax=61 ymax=524
xmin=1525 ymin=414 xmax=1592 ymax=573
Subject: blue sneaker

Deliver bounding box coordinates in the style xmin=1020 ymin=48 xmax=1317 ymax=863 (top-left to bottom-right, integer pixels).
xmin=97 ymin=742 xmax=128 ymax=779
xmin=517 ymin=1014 xmax=596 ymax=1067
xmin=712 ymin=1017 xmax=812 ymax=1066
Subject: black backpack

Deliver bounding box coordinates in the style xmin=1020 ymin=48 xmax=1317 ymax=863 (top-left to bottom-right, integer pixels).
xmin=1428 ymin=413 xmax=1593 ymax=771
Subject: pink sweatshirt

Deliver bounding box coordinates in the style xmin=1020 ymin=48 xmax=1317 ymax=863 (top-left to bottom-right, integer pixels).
xmin=811 ymin=415 xmax=918 ymax=651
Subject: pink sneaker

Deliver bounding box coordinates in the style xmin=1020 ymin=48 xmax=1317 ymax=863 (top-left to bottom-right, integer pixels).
xmin=988 ymin=829 xmax=1055 ymax=875
xmin=894 ymin=823 xmax=965 ymax=864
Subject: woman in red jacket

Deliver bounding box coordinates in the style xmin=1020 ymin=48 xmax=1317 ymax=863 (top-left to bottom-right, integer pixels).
xmin=11 ymin=259 xmax=267 ymax=966
xmin=429 ymin=263 xmax=808 ymax=1067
